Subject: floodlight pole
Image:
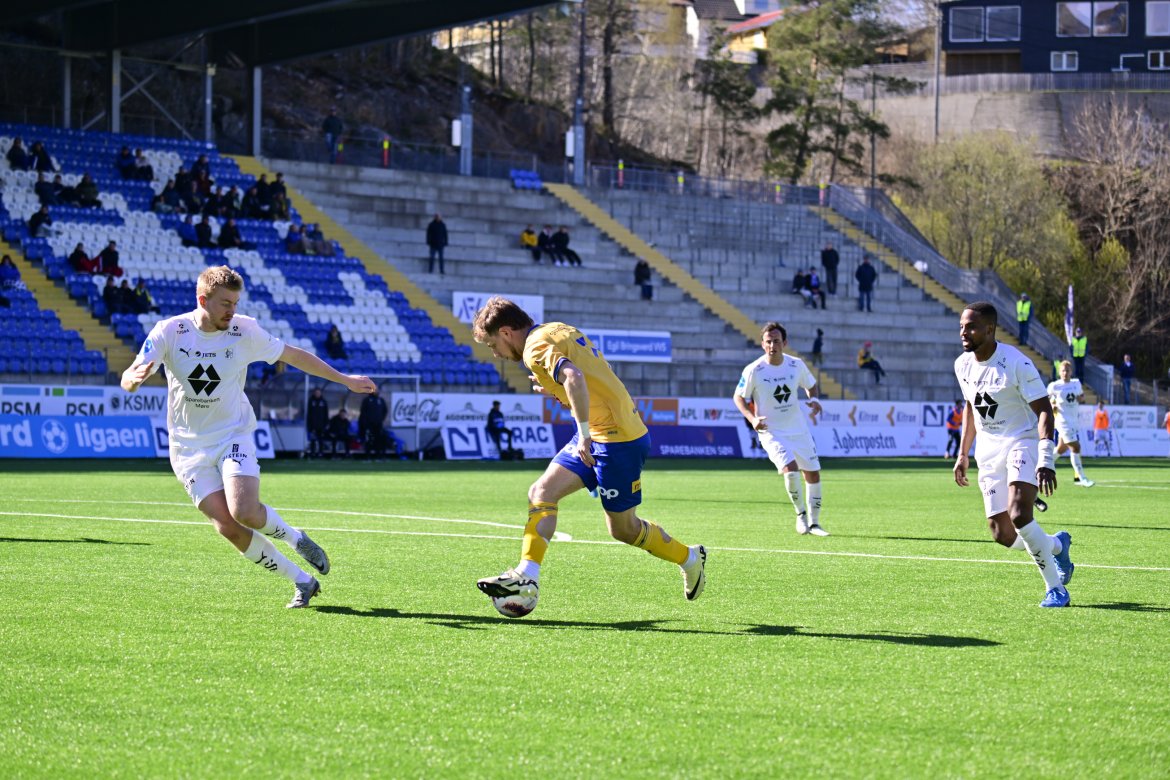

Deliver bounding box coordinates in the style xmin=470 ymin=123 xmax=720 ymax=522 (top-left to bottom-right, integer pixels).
xmin=573 ymin=2 xmax=586 ymax=186
xmin=62 ymin=55 xmax=71 ymax=128
xmin=459 ymin=84 xmax=473 ymax=176
xmin=109 ymin=48 xmax=122 ymax=133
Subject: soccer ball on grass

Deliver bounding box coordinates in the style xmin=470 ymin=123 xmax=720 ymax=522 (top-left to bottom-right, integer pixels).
xmin=492 ymin=581 xmax=539 ymax=618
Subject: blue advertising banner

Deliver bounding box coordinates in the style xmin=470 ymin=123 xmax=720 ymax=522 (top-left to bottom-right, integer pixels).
xmin=582 ymin=329 xmax=672 ymax=363
xmin=551 ymin=425 xmax=742 ymax=458
xmin=0 ymin=414 xmax=156 ymax=458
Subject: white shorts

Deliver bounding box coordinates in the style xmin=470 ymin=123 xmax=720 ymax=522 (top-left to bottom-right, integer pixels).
xmin=975 ymin=437 xmax=1038 ymax=517
xmin=169 ymin=433 xmax=261 ymax=506
xmin=1055 ymin=417 xmax=1080 ymax=446
xmin=760 ymin=430 xmax=821 ymax=473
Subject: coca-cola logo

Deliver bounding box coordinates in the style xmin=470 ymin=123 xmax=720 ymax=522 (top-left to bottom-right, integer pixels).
xmin=392 ymin=397 xmax=441 ymax=424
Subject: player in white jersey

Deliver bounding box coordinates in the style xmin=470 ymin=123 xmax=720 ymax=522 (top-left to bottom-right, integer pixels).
xmin=953 ymin=302 xmax=1075 ymax=607
xmin=1047 ymin=360 xmax=1093 ymax=487
xmin=734 ymin=322 xmax=827 ymax=536
xmin=120 ymin=266 xmax=376 ymax=608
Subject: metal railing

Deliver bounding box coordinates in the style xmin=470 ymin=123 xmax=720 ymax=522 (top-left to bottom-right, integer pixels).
xmin=837 ymin=65 xmax=1170 ymax=99
xmin=825 ymin=185 xmax=1113 ymax=398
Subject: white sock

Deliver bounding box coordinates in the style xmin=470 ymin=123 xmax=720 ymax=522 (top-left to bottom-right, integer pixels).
xmin=242 ymin=531 xmax=311 ymax=584
xmin=515 ymin=559 xmax=540 ymax=580
xmin=1070 ymin=453 xmax=1085 ymax=480
xmin=681 ymin=546 xmax=698 ymax=569
xmin=260 ymin=505 xmax=303 ymax=547
xmin=783 ymin=472 xmax=806 ymax=517
xmin=1015 ymin=521 xmax=1063 ymax=591
xmin=807 ymin=481 xmax=823 ymax=526
xmin=1009 ymin=532 xmax=1061 ymax=556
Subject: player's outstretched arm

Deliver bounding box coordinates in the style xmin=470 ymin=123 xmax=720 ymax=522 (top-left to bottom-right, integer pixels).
xmin=120 ymin=359 xmax=154 ymax=393
xmin=279 ymin=345 xmax=376 ymax=394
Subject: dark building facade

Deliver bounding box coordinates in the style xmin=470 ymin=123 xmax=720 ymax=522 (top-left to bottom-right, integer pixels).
xmin=942 ymin=0 xmax=1170 ymax=74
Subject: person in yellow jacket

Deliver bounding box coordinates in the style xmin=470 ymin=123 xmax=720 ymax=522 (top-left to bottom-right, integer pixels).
xmin=1069 ymin=327 xmax=1088 ymax=379
xmin=1016 ymin=292 xmax=1032 ymax=347
xmin=519 ymin=224 xmax=539 ymax=263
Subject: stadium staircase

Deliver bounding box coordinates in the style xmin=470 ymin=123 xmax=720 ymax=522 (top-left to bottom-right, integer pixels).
xmin=269 ymin=160 xmax=768 ymax=398
xmin=543 ymin=182 xmax=851 ymax=399
xmin=0 ymin=123 xmax=500 ymax=391
xmin=814 ymin=202 xmax=1101 ymax=403
xmin=228 ymin=154 xmax=529 ymax=394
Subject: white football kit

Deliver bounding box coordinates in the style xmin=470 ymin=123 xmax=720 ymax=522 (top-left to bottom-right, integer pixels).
xmin=954 ymin=343 xmax=1049 ymax=516
xmin=1047 ymin=378 xmax=1083 ymax=445
xmin=736 ymin=354 xmax=820 ymax=471
xmin=137 ymin=312 xmax=285 ymax=505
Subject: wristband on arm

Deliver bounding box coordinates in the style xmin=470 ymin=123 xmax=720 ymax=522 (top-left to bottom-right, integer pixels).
xmin=1038 ymin=438 xmax=1055 ymax=471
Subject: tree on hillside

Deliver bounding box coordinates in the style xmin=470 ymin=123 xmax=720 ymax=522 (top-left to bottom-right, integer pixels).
xmin=1052 ymin=100 xmax=1170 ymax=368
xmin=693 ymin=32 xmax=759 ymax=176
xmin=591 ymin=0 xmax=639 ymax=140
xmin=762 ymin=0 xmax=913 ymax=184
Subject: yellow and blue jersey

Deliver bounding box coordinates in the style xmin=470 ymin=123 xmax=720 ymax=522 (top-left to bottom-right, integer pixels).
xmin=523 ymin=322 xmax=647 ymax=444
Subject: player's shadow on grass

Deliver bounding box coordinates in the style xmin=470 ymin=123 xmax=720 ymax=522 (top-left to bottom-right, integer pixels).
xmin=314 ymin=606 xmax=1000 ymax=645
xmin=1062 ymin=522 xmax=1170 ymax=533
xmin=0 ymin=536 xmax=149 ymax=546
xmin=1073 ymin=602 xmax=1170 ymax=613
xmin=742 ymin=625 xmax=1001 ymax=647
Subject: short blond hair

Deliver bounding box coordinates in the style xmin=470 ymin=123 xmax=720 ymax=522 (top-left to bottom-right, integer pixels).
xmin=1060 ymin=360 xmax=1072 ymax=372
xmin=196 ymin=265 xmax=243 ymax=299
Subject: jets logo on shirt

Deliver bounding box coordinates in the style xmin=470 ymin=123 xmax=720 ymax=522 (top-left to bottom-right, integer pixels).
xmin=973 ymin=391 xmax=999 ymax=420
xmin=188 ymin=364 xmax=220 ymax=396
xmin=772 ymin=384 xmax=792 ymax=404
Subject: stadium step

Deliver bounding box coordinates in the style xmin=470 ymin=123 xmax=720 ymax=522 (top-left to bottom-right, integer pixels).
xmin=2 ymin=239 xmax=141 ymax=380
xmin=543 ymin=183 xmax=852 ymax=400
xmin=811 ymin=208 xmax=1096 ymax=402
xmin=227 ymin=154 xmax=530 ymax=394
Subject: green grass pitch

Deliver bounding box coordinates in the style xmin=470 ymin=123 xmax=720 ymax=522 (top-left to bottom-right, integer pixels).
xmin=1 ymin=457 xmax=1168 ymax=777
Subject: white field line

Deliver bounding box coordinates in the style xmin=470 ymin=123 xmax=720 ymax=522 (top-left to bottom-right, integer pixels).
xmin=2 ymin=510 xmax=1168 ymax=573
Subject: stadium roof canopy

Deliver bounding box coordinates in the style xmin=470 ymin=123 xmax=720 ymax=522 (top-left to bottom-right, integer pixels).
xmin=0 ymin=0 xmax=553 ymax=66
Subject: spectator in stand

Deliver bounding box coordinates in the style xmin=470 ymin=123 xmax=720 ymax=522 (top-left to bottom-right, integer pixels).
xmin=811 ymin=328 xmax=824 ymax=367
xmin=69 ymin=242 xmax=95 ymax=274
xmin=103 ymin=276 xmax=127 ymax=315
xmin=328 ymin=407 xmax=351 ymax=456
xmin=0 ymin=254 xmax=20 ymax=290
xmin=174 ymin=165 xmax=192 ymax=193
xmin=857 ymin=341 xmax=886 ymax=384
xmin=29 ymin=141 xmax=55 ymax=173
xmin=6 ymin=137 xmax=30 ymax=170
xmin=1119 ymin=353 xmax=1135 ymax=405
xmin=50 ymin=174 xmax=72 ymax=204
xmin=201 ymin=186 xmax=223 ymax=218
xmin=359 ymin=391 xmax=390 ymax=458
xmin=855 ymin=254 xmax=878 ymax=313
xmin=117 ymin=278 xmax=136 ymax=312
xmin=324 ymin=324 xmax=347 ymax=360
xmin=270 ymin=173 xmax=288 ymax=201
xmin=181 ymin=180 xmax=202 ymax=214
xmin=75 ymin=173 xmax=101 ymax=208
xmin=34 ymin=172 xmax=58 ymax=206
xmin=521 ymin=224 xmax=540 ymax=262
xmin=190 ymin=154 xmax=210 ymax=179
xmin=240 ymin=186 xmax=262 ymax=219
xmin=132 ymin=278 xmax=159 ymax=314
xmin=1016 ymin=292 xmax=1033 ymax=347
xmin=791 ymin=268 xmax=815 ymax=308
xmin=806 ymin=268 xmax=827 ymax=309
xmin=538 ymin=225 xmax=563 ymax=265
xmin=28 ymin=205 xmax=55 ymax=238
xmin=223 ymin=186 xmax=241 ymax=218
xmin=96 ymin=241 xmax=123 ymax=278
xmin=269 ymin=192 xmax=290 ymax=221
xmin=285 ymin=223 xmax=307 ymax=254
xmin=426 ymin=213 xmax=448 ymax=274
xmin=306 ymin=387 xmax=330 ymax=458
xmin=194 ymin=170 xmax=214 ymax=198
xmin=304 ymin=223 xmax=333 ymax=256
xmin=217 ymin=218 xmax=251 ymax=250
xmin=194 ymin=215 xmax=214 ymax=249
xmin=133 ymin=148 xmax=154 ymax=181
xmin=553 ymin=226 xmax=582 ymax=267
xmin=177 ymin=215 xmax=199 ymax=247
xmin=255 ymin=174 xmax=273 ymax=216
xmin=322 ymin=107 xmax=344 ymax=164
xmin=820 ymin=241 xmax=840 ymax=295
xmin=634 ymin=258 xmax=653 ymax=301
xmin=116 ymin=146 xmax=137 ymax=179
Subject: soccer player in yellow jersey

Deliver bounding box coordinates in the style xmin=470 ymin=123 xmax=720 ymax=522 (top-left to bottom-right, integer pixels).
xmin=472 ymin=296 xmax=706 ymax=616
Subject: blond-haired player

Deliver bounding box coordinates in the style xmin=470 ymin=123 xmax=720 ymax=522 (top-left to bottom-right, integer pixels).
xmin=1047 ymin=360 xmax=1094 ymax=487
xmin=471 ymin=296 xmax=706 ymax=615
xmin=120 ymin=266 xmax=376 ymax=608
